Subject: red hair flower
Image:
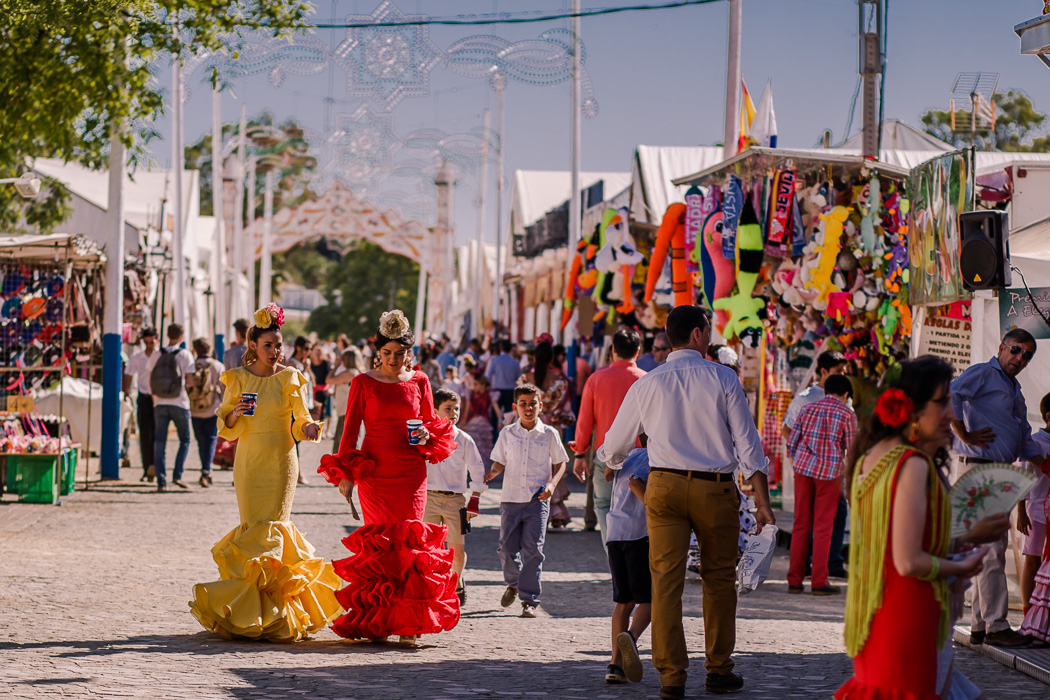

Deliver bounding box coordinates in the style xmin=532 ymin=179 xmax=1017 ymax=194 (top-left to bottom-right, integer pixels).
xmin=875 ymin=388 xmax=914 ymax=428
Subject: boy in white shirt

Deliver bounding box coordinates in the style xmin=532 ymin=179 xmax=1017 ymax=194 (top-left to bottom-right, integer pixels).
xmin=486 ymin=383 xmax=569 ymax=618
xmin=424 ymin=389 xmax=486 ymax=606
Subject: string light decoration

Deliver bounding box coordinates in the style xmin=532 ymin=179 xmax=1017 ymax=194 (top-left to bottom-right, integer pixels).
xmin=334 ymin=1 xmax=444 ymax=111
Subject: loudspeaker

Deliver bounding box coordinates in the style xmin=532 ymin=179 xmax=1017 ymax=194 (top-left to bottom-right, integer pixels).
xmin=960 ymin=210 xmax=1011 ymax=290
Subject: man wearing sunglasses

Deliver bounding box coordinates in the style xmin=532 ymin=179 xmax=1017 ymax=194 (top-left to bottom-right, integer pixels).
xmin=951 ymin=327 xmax=1041 ymax=648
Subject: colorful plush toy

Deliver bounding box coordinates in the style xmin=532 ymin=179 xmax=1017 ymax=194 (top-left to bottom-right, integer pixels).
xmin=561 ymin=237 xmax=589 ymax=330
xmin=884 ymin=231 xmax=908 ymax=293
xmin=825 ymin=291 xmax=853 ymax=322
xmin=805 ymin=205 xmax=851 ymax=306
xmin=713 ymin=200 xmax=766 ymax=348
xmin=858 ymin=176 xmax=881 ymax=255
xmin=644 ymin=203 xmax=692 ymax=307
xmin=696 ymin=211 xmax=736 ymax=328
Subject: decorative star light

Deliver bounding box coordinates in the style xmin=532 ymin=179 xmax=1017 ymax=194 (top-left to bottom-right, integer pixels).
xmin=334 ymin=1 xmax=443 ymax=111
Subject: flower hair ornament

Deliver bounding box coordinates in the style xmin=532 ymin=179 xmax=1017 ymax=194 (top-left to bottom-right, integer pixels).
xmin=253 ymin=303 xmax=285 ymax=330
xmin=875 ymin=388 xmax=914 ymax=428
xmin=379 ymin=309 xmax=410 ymax=338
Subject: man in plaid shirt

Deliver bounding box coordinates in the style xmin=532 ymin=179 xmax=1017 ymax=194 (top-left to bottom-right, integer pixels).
xmin=786 ymin=374 xmax=856 ymax=595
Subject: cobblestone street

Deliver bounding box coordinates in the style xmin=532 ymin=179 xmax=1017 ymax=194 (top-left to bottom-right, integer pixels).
xmin=1 ymin=439 xmax=1047 ymax=699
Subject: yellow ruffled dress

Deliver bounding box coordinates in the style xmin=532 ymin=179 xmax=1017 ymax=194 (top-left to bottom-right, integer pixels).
xmin=189 ymin=367 xmax=343 ymax=641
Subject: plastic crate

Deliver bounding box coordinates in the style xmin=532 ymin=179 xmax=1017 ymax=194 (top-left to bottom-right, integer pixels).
xmin=8 ymin=454 xmax=59 ymax=504
xmin=60 ymin=449 xmax=76 ymax=496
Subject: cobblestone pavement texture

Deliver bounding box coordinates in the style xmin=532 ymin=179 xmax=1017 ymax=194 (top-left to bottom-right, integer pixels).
xmin=1 ymin=438 xmax=1047 ymax=699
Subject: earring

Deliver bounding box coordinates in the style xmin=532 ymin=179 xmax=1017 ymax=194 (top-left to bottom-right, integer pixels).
xmin=906 ymin=422 xmax=919 ymax=443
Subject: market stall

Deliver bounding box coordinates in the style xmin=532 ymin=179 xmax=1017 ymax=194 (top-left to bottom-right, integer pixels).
xmin=0 ymin=233 xmax=105 ymax=503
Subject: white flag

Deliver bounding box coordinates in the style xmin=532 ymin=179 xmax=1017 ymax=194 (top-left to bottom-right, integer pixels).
xmin=750 ymin=80 xmax=778 ymax=148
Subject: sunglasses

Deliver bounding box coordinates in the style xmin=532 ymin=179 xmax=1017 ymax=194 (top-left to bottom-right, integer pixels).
xmin=1008 ymin=345 xmax=1035 ymax=362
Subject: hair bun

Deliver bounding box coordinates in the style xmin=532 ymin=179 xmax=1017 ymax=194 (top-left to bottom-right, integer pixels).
xmin=379 ymin=309 xmax=410 ymax=338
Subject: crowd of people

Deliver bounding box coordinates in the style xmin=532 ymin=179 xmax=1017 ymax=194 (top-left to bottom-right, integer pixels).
xmin=117 ymin=303 xmax=1050 ymax=698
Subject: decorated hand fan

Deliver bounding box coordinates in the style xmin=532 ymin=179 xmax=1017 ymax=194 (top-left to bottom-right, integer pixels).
xmin=949 ymin=463 xmax=1039 ymax=537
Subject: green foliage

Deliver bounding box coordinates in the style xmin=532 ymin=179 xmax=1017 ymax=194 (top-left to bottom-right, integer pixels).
xmin=0 ymin=0 xmax=310 ymax=231
xmin=273 ymin=243 xmax=337 ymax=291
xmin=921 ymin=90 xmax=1050 ymax=152
xmin=306 ymin=241 xmax=420 ymax=342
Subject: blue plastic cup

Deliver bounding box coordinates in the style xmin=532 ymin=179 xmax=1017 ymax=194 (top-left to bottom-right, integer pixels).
xmin=406 ymin=419 xmax=423 ymax=444
xmin=241 ymin=392 xmax=258 ymax=417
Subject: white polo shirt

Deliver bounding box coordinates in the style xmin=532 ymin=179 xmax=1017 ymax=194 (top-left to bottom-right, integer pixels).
xmin=490 ymin=418 xmax=569 ymax=503
xmin=126 ymin=348 xmax=159 ymax=395
xmin=427 ymin=426 xmax=488 ymax=496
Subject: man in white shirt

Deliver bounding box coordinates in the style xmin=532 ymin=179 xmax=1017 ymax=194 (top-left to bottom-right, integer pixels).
xmin=599 ymin=305 xmax=774 ymax=698
xmin=125 ymin=327 xmax=159 ymax=482
xmin=486 ymin=385 xmax=569 ymax=618
xmin=424 ymin=388 xmax=487 ymax=605
xmin=151 ymin=323 xmax=196 ymax=492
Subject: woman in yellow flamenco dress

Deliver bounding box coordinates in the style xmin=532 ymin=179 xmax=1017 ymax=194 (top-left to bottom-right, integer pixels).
xmin=190 ymin=304 xmax=342 ymax=641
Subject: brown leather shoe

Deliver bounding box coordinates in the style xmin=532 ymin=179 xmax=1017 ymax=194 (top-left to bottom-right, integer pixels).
xmin=706 ymin=671 xmax=744 ymax=694
xmin=659 ymin=685 xmax=685 ymax=700
xmin=984 ymin=628 xmax=1033 ymax=648
xmin=811 ymin=584 xmax=841 ymax=596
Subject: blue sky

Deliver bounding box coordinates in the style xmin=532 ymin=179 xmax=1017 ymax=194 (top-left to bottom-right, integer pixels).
xmin=158 ymin=0 xmax=1050 ymax=247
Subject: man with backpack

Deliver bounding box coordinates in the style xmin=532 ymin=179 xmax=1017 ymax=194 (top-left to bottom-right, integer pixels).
xmin=188 ymin=337 xmax=224 ymax=488
xmin=151 ymin=323 xmax=196 ymax=492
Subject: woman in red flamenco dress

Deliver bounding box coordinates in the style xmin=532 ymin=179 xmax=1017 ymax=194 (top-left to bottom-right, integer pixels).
xmin=318 ymin=310 xmax=459 ymax=645
xmin=836 ymin=357 xmax=1002 ymax=700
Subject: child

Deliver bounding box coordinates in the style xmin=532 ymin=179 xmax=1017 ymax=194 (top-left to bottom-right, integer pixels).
xmin=604 ymin=445 xmax=652 ymax=685
xmin=485 ymin=383 xmax=569 ymax=618
xmin=1020 ymin=393 xmax=1050 ymax=620
xmin=462 ymin=373 xmax=496 ymax=471
xmin=424 ymin=389 xmax=487 ymax=606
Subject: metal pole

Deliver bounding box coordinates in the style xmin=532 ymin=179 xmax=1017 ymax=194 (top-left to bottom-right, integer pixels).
xmin=259 ymin=170 xmax=275 ymax=307
xmin=211 ymin=86 xmax=227 ymax=359
xmin=859 ymin=0 xmax=882 ymax=159
xmin=171 ymin=56 xmax=188 ymax=329
xmin=724 ymin=0 xmax=742 ymax=154
xmin=231 ymin=104 xmax=247 ymax=322
xmin=473 ymin=108 xmax=491 ymax=339
xmin=493 ymin=77 xmax=506 ymax=328
xmin=567 ymin=0 xmax=582 ymax=343
xmin=101 ymin=47 xmax=127 ymax=482
xmin=246 ymin=155 xmax=257 ymax=309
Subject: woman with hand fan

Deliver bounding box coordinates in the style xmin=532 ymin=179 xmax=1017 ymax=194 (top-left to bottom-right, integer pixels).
xmin=836 ymin=356 xmax=1009 ymax=700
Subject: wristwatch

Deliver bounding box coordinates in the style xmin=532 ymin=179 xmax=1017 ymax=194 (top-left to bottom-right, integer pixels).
xmin=574 ymin=453 xmax=587 ymax=460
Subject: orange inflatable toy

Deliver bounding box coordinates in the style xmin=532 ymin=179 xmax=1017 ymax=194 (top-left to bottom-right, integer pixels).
xmin=644 ymin=203 xmax=692 ymax=307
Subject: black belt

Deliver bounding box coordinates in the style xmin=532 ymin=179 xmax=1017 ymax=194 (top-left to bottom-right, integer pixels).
xmin=650 ymin=467 xmax=733 ymax=482
xmin=429 ymin=490 xmax=459 ymax=496
xmin=958 ymin=456 xmax=993 ymax=465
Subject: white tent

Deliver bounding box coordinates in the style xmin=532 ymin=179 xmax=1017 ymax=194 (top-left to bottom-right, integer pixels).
xmin=33 ymin=376 xmax=133 ymax=453
xmin=838 ymin=119 xmax=955 ymax=153
xmin=629 ymin=145 xmax=724 ymax=224
xmin=510 ymin=170 xmax=631 ymax=237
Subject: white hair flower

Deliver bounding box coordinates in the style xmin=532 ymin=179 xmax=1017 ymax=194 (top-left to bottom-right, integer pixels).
xmin=717 ymin=346 xmax=739 ymax=368
xmin=379 ymin=309 xmax=410 ymax=338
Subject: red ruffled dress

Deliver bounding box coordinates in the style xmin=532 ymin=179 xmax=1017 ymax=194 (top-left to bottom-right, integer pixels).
xmin=318 ymin=371 xmax=460 ymax=639
xmin=1020 ymin=492 xmax=1050 ymax=642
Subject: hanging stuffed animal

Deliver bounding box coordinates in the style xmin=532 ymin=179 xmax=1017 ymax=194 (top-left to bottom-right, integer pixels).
xmin=825 ymin=291 xmax=853 ymax=323
xmin=592 ymin=208 xmax=622 ymax=321
xmin=696 ymin=210 xmax=736 ymax=328
xmin=644 ymin=203 xmax=692 ymax=307
xmin=805 ymin=205 xmax=851 ymax=306
xmin=603 ymin=207 xmax=644 ymax=315
xmin=713 ymin=199 xmax=766 ymax=348
xmin=683 ymin=186 xmax=704 ymax=274
xmin=721 ymin=175 xmax=744 ymax=260
xmin=857 ymin=176 xmax=881 ymax=255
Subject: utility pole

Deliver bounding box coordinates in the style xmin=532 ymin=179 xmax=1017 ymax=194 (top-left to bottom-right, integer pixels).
xmin=567 ymin=0 xmax=582 ymax=345
xmin=230 ymin=105 xmax=247 ymax=322
xmin=723 ymin=0 xmax=742 ymax=154
xmin=210 ymin=87 xmax=227 ymax=359
xmin=245 ymin=155 xmax=257 ymax=309
xmin=171 ymin=55 xmax=188 ymax=330
xmin=473 ymin=108 xmax=491 ymax=339
xmin=859 ymin=0 xmax=883 ymax=158
xmin=101 ymin=36 xmax=127 ymax=482
xmin=493 ymin=73 xmax=506 ymax=329
xmin=259 ymin=170 xmax=275 ymax=307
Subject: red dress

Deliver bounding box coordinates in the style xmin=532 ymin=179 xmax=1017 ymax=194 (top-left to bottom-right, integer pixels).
xmin=318 ymin=371 xmax=459 ymax=639
xmin=836 ymin=449 xmax=948 ymax=700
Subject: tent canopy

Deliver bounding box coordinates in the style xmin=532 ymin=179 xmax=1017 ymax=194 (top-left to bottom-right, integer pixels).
xmin=630 ymin=145 xmax=724 ymax=224
xmin=839 ymin=119 xmax=955 ymax=152
xmin=510 ymin=170 xmax=631 ymax=236
xmin=0 ymin=233 xmax=104 ymax=265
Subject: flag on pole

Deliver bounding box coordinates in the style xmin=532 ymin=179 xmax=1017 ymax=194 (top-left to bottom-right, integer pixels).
xmin=737 ymin=79 xmax=757 ymax=154
xmin=750 ymin=80 xmax=778 ymax=148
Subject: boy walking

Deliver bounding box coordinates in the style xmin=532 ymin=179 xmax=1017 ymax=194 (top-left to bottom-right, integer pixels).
xmin=786 ymin=374 xmax=856 ymax=595
xmin=486 ymin=384 xmax=569 ymax=618
xmin=424 ymin=389 xmax=487 ymax=606
xmin=604 ymin=446 xmax=652 ymax=685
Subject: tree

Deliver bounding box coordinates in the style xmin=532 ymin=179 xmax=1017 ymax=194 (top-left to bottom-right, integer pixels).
xmin=0 ymin=0 xmax=310 ymax=231
xmin=921 ymin=89 xmax=1050 ymax=152
xmin=306 ymin=241 xmax=419 ymax=342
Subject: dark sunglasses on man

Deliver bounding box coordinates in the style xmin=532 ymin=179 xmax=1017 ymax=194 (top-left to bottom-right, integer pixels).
xmin=1008 ymin=344 xmax=1035 ymax=362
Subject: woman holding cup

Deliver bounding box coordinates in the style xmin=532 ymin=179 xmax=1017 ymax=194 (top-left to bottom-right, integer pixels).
xmin=319 ymin=309 xmax=458 ymax=645
xmin=189 ymin=304 xmax=341 ymax=641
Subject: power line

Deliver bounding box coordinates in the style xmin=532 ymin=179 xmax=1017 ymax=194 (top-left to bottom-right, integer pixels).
xmin=306 ymin=0 xmax=720 ymax=29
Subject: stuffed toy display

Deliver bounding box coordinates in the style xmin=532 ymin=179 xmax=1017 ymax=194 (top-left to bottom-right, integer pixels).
xmin=697 ymin=211 xmax=736 ymax=327
xmin=804 ymin=204 xmax=851 ymax=307
xmin=857 ymin=176 xmax=881 ymax=255
xmin=713 ymin=200 xmax=766 ymax=347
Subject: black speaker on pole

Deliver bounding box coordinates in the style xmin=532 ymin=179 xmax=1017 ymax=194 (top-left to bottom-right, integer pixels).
xmin=960 ymin=210 xmax=1011 ymax=290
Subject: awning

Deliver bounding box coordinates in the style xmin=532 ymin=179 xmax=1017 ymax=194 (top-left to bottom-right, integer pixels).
xmin=671 ymin=146 xmax=912 ymax=187
xmin=0 ymin=233 xmax=105 ymax=265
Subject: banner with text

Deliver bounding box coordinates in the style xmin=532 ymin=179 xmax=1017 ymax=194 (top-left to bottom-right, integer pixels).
xmin=917 ymin=314 xmax=972 ymax=375
xmin=999 ymin=287 xmax=1050 ymax=340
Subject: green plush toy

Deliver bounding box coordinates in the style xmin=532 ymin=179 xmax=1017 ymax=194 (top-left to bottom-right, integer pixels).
xmin=713 ymin=199 xmax=766 ymax=348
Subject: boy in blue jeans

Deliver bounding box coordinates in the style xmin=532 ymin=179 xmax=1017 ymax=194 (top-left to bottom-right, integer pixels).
xmin=605 ymin=445 xmax=652 ymax=684
xmin=486 ymin=383 xmax=569 ymax=618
